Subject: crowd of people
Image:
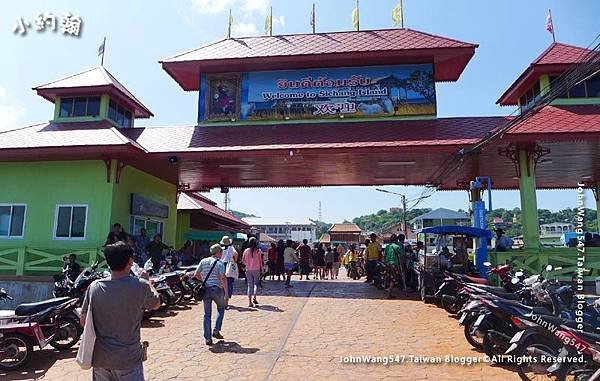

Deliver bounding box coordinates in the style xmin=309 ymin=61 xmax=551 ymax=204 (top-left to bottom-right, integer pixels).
xmin=74 ymin=224 xmax=421 ymax=379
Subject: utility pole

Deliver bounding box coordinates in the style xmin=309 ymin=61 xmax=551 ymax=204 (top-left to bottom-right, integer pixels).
xmin=318 ymin=201 xmax=322 ymax=221
xmin=401 ymin=194 xmax=408 ymax=237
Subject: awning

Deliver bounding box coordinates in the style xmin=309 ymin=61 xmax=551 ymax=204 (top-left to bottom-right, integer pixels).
xmin=184 ymin=230 xmax=247 ymax=241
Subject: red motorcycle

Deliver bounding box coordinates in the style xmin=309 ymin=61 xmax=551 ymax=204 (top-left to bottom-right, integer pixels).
xmin=0 ymin=290 xmax=81 ymax=370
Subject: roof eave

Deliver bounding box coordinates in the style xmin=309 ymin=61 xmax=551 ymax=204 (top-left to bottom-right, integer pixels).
xmin=162 ymin=46 xmax=477 ymax=91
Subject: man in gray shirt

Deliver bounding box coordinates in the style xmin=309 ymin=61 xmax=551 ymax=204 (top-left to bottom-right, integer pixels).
xmin=194 ymin=243 xmax=228 ymax=345
xmin=81 ymin=242 xmax=160 ymax=381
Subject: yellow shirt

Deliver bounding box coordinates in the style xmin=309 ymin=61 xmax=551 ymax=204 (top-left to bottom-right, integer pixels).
xmin=365 ymin=242 xmax=380 ymax=260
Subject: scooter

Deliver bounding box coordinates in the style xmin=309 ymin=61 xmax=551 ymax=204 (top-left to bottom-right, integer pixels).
xmin=0 ymin=292 xmax=81 ymax=370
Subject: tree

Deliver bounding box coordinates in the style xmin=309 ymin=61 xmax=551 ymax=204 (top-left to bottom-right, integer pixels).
xmin=406 ymin=70 xmax=436 ymax=104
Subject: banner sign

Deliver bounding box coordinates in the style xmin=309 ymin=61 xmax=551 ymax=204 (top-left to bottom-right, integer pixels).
xmin=131 ymin=193 xmax=169 ymax=219
xmin=200 ymin=64 xmax=436 ymax=122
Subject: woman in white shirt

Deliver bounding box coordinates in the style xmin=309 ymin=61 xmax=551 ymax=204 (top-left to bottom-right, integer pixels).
xmin=219 ymin=236 xmax=238 ymax=307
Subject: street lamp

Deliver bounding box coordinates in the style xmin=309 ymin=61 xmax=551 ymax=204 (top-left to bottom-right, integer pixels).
xmin=376 ymin=188 xmax=408 ymax=237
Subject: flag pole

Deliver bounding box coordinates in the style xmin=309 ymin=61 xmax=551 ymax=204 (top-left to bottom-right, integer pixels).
xmin=357 ymin=0 xmax=360 ymax=31
xmin=312 ymin=3 xmax=316 ymax=34
xmin=400 ymin=0 xmax=404 ymax=28
xmin=227 ymin=9 xmax=232 ymax=39
xmin=100 ymin=36 xmax=106 ymax=66
xmin=270 ymin=6 xmax=273 ymax=36
xmin=549 ymin=9 xmax=556 ymax=42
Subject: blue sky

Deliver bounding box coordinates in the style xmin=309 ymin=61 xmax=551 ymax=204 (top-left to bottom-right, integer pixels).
xmin=1 ymin=0 xmax=599 ymax=222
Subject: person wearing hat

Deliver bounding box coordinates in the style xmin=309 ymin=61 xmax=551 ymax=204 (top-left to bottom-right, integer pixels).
xmin=495 ymin=229 xmax=513 ymax=252
xmin=194 ymin=243 xmax=228 ymax=345
xmin=219 ymin=235 xmax=238 ymax=306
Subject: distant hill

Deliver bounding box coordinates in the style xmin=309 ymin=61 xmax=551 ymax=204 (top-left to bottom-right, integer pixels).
xmin=353 ymin=208 xmax=431 ymax=233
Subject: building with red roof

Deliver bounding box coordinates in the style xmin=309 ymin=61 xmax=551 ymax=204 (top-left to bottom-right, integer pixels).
xmin=0 ymin=26 xmax=599 ymax=278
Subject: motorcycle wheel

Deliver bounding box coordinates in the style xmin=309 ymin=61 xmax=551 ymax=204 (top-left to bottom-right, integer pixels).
xmin=356 ymin=265 xmax=365 ymax=278
xmin=170 ymin=284 xmax=184 ymax=305
xmin=442 ymin=295 xmax=461 ymax=315
xmin=0 ymin=333 xmax=33 ymax=371
xmin=142 ymin=309 xmax=155 ymax=320
xmin=463 ymin=316 xmax=485 ymax=350
xmin=49 ymin=317 xmax=82 ymax=350
xmin=516 ymin=337 xmax=564 ymax=381
xmin=158 ymin=291 xmax=171 ymax=311
xmin=483 ymin=332 xmax=508 ymax=365
xmin=181 ymin=283 xmax=193 ymax=301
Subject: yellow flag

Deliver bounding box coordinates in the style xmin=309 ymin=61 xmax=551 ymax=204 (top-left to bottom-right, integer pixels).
xmin=352 ymin=6 xmax=359 ymax=31
xmin=265 ymin=7 xmax=273 ymax=35
xmin=392 ymin=1 xmax=403 ymax=27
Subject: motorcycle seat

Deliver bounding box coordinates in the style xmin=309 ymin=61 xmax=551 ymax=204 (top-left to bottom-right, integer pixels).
xmin=458 ymin=274 xmax=489 ymax=285
xmin=0 ymin=310 xmax=15 ymax=318
xmin=14 ymin=297 xmax=71 ymax=316
xmin=466 ymin=284 xmax=506 ymax=294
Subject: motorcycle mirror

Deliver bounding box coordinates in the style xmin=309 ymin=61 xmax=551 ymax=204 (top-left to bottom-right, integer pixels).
xmin=511 ymin=277 xmax=519 ymax=284
xmin=515 ymin=271 xmax=524 ymax=277
xmin=546 ymin=264 xmax=553 ymax=272
xmin=483 ymin=261 xmax=492 ymax=267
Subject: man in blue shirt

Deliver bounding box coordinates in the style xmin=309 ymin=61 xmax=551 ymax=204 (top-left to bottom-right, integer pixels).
xmin=194 ymin=244 xmax=229 ymax=345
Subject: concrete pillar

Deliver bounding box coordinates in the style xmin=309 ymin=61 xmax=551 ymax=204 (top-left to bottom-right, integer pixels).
xmin=518 ymin=148 xmax=540 ymax=250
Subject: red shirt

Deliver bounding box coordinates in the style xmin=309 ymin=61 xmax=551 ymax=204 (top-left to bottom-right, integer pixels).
xmin=268 ymin=247 xmax=277 ymax=262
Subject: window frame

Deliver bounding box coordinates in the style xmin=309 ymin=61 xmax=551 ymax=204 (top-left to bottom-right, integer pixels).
xmin=0 ymin=203 xmax=27 ymax=239
xmin=59 ymin=96 xmax=101 ymax=118
xmin=129 ymin=215 xmax=164 ymax=237
xmin=53 ymin=204 xmax=88 ymax=240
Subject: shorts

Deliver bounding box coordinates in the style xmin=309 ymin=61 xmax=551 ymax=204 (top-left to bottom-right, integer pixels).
xmin=284 ymin=263 xmax=295 ymax=271
xmin=325 ymin=262 xmax=333 ymax=270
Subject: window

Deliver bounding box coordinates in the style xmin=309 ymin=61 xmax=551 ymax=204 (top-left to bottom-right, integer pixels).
xmin=587 ymin=74 xmax=600 ymax=97
xmin=59 ymin=96 xmax=101 ymax=117
xmin=54 ymin=205 xmax=87 ymax=239
xmin=0 ymin=204 xmax=26 ymax=238
xmin=130 ymin=216 xmax=163 ymax=238
xmin=108 ymin=99 xmax=133 ymax=128
xmin=569 ymin=82 xmax=586 ymax=98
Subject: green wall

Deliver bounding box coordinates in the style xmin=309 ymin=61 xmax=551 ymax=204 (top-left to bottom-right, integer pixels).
xmin=176 ymin=212 xmax=191 ymax=249
xmin=0 ymin=161 xmax=113 ymax=249
xmin=0 ymin=160 xmax=177 ymax=275
xmin=110 ymin=164 xmax=177 ymax=245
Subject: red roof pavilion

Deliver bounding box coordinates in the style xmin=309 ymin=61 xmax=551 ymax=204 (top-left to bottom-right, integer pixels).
xmin=161 ymin=28 xmax=478 ymax=90
xmin=497 ymin=42 xmax=594 ymax=106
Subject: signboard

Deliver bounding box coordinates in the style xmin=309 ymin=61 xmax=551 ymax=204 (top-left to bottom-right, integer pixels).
xmin=130 ymin=193 xmax=169 ymax=219
xmin=200 ymin=64 xmax=436 ymax=122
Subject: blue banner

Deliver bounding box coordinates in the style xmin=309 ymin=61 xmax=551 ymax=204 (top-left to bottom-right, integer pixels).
xmin=239 ymin=64 xmax=436 ymax=121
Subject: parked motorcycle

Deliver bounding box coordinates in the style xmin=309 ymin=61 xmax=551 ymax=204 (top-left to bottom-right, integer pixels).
xmin=0 ymin=292 xmax=82 ymax=370
xmin=53 ymin=261 xmax=104 ymax=302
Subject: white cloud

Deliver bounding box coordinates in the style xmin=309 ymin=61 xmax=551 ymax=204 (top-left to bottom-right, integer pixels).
xmin=273 ymin=15 xmax=285 ymax=28
xmin=242 ymin=0 xmax=268 ymax=14
xmin=190 ymin=0 xmax=235 ymax=14
xmin=233 ymin=22 xmax=259 ymax=36
xmin=190 ymin=0 xmax=268 ymax=15
xmin=0 ymin=86 xmax=26 ymax=132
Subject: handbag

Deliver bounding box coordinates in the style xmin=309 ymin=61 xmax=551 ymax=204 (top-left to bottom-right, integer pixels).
xmin=76 ymin=282 xmax=97 ymax=370
xmin=194 ymin=259 xmax=219 ymax=301
xmin=225 ymin=261 xmax=239 ymax=279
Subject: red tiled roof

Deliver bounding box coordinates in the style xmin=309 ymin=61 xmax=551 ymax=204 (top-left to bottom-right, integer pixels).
xmin=33 ymin=66 xmax=153 ymax=118
xmin=177 ymin=192 xmax=249 ymax=228
xmin=328 ymin=223 xmax=362 ymax=233
xmin=533 ymin=42 xmax=593 ymax=65
xmin=123 ymin=117 xmax=506 ymax=154
xmin=161 ymin=28 xmax=478 ymax=90
xmin=497 ymin=42 xmax=593 ymax=106
xmin=507 ymin=105 xmax=600 ymax=137
xmin=0 ymin=120 xmax=135 ymax=150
